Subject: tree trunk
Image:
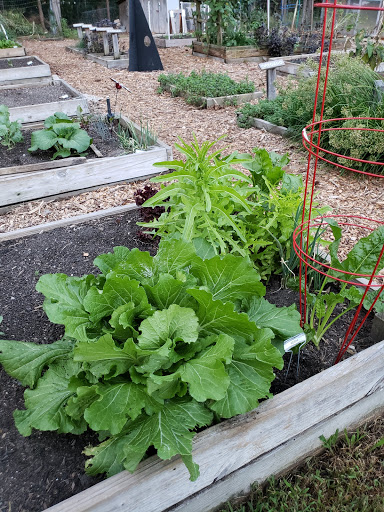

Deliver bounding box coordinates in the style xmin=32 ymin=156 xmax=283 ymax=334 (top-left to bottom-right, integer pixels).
xmin=195 ymin=0 xmax=202 ymax=40
xmin=106 ymin=0 xmax=111 ymax=20
xmin=372 ymin=0 xmax=384 ymax=37
xmin=217 ymin=11 xmax=223 ymax=46
xmin=37 ymin=0 xmax=46 ymax=31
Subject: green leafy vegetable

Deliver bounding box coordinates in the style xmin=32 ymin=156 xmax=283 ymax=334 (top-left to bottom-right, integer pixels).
xmin=28 ymin=111 xmax=92 ymax=160
xmin=0 ymin=104 xmax=23 ymax=148
xmin=0 ymin=239 xmax=302 ymax=480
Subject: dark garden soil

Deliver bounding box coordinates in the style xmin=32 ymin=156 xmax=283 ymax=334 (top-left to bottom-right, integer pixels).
xmin=0 ymin=120 xmax=128 ymax=169
xmin=0 ymin=83 xmax=75 ymax=108
xmin=0 ymin=208 xmax=377 ymax=512
xmin=0 ymin=57 xmax=41 ymax=70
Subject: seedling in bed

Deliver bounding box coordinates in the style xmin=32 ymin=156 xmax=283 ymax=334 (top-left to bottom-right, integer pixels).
xmin=0 ymin=104 xmax=23 ymax=149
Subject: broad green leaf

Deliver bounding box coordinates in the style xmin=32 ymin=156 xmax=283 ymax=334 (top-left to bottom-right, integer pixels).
xmin=144 ymin=273 xmax=197 ymax=310
xmin=0 ymin=338 xmax=73 ymax=388
xmin=65 ymin=382 xmax=99 ymax=420
xmin=93 ymin=246 xmax=134 ymax=275
xmin=243 ymin=297 xmax=302 ymax=343
xmin=193 ymin=238 xmax=216 ymax=260
xmin=37 ymin=274 xmax=97 ymax=341
xmin=179 ymin=334 xmax=234 ymax=401
xmin=343 ymin=226 xmax=384 ymax=276
xmin=29 ymin=129 xmax=57 ymax=151
xmin=210 ymin=335 xmax=281 ymax=419
xmin=281 ymin=174 xmax=303 ymax=194
xmin=61 ymin=128 xmax=91 ymax=153
xmin=74 ymin=335 xmax=140 ymax=378
xmin=187 ymin=289 xmax=259 ymax=342
xmin=154 ymin=239 xmax=198 ymax=275
xmin=14 ymin=360 xmax=85 ymax=436
xmin=84 ymin=381 xmax=151 ymax=435
xmin=137 ymin=305 xmax=199 ymax=349
xmin=123 ymin=399 xmax=212 ymax=478
xmin=83 ymin=275 xmax=150 ymax=323
xmin=191 ymin=254 xmax=265 ymax=303
xmin=84 ymin=434 xmax=127 ymax=477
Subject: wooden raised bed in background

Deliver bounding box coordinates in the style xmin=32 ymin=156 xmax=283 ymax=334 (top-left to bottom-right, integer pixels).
xmin=192 ymin=42 xmax=268 ymax=63
xmin=155 ymin=37 xmax=197 ymax=48
xmin=0 ymin=116 xmax=172 ymax=207
xmin=44 ymin=339 xmax=384 ymax=512
xmin=0 ymin=56 xmax=51 ymax=86
xmin=0 ymin=46 xmax=26 ymax=58
xmin=6 ymin=77 xmax=89 ymax=123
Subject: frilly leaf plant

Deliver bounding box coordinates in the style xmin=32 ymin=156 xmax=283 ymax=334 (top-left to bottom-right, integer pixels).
xmin=0 ymin=239 xmax=302 ymax=480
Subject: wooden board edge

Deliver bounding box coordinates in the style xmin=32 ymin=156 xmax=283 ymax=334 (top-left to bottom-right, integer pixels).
xmin=42 ymin=341 xmax=384 ymax=512
xmin=172 ymin=395 xmax=384 ymax=512
xmin=0 ymin=203 xmax=138 ymax=242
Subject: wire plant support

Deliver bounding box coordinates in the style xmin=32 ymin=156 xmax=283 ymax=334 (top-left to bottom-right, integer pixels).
xmin=295 ymin=0 xmax=384 ymax=363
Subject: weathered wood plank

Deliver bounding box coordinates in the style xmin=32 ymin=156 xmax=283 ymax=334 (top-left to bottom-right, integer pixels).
xmin=0 ymin=47 xmax=26 ymax=58
xmin=44 ymin=340 xmax=384 ymax=512
xmin=0 ymin=157 xmax=86 ymax=176
xmin=0 ymin=203 xmax=137 ymax=242
xmin=0 ymin=147 xmax=168 ymax=206
xmin=0 ymin=56 xmax=51 ymax=84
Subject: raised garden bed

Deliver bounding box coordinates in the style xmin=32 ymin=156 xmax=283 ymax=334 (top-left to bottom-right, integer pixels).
xmin=192 ymin=42 xmax=268 ymax=63
xmin=0 ymin=206 xmax=382 ymax=512
xmin=0 ymin=116 xmax=172 ymax=207
xmin=237 ymin=113 xmax=288 ymax=136
xmin=163 ymin=83 xmax=262 ymax=108
xmin=66 ymin=46 xmax=129 ymax=70
xmin=0 ymin=56 xmax=51 ymax=86
xmin=155 ymin=36 xmax=197 ymax=48
xmin=0 ymin=46 xmax=26 ymax=58
xmin=0 ymin=78 xmax=89 ymax=123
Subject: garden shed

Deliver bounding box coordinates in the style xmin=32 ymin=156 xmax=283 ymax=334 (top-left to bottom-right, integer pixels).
xmin=118 ymin=0 xmax=180 ymax=33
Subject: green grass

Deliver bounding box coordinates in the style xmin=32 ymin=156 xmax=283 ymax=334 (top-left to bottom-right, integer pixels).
xmin=220 ymin=417 xmax=384 ymax=512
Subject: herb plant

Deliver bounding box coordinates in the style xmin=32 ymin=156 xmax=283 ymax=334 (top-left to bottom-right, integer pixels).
xmin=138 ymin=136 xmax=253 ymax=256
xmin=0 ymin=104 xmax=23 ymax=148
xmin=0 ymin=239 xmax=303 ymax=480
xmin=28 ymin=112 xmax=92 ymax=160
xmin=158 ymin=71 xmax=255 ymax=107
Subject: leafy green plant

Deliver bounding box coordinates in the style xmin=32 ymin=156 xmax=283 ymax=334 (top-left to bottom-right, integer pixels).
xmin=28 ymin=112 xmax=92 ymax=160
xmin=0 ymin=39 xmax=21 ymax=49
xmin=320 ymin=429 xmax=340 ymax=452
xmin=0 ymin=104 xmax=23 ymax=148
xmin=0 ymin=239 xmax=303 ymax=480
xmin=304 ymin=222 xmax=384 ymax=346
xmin=114 ymin=118 xmax=157 ymax=152
xmin=139 ymin=136 xmax=254 ymax=256
xmin=158 ymin=70 xmax=254 ymax=107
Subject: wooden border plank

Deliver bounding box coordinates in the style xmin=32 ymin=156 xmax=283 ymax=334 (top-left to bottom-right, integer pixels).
xmin=44 ymin=340 xmax=384 ymax=512
xmin=0 ymin=46 xmax=26 ymax=58
xmin=0 ymin=55 xmax=51 ymax=84
xmin=0 ymin=203 xmax=138 ymax=241
xmin=0 ymin=157 xmax=86 ymax=176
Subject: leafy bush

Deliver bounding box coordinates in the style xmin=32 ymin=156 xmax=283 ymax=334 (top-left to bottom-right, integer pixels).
xmin=0 ymin=239 xmax=303 ymax=480
xmin=238 ymin=55 xmax=379 ymax=135
xmin=0 ymin=104 xmax=23 ymax=148
xmin=29 ymin=112 xmax=92 ymax=160
xmin=0 ymin=39 xmax=21 ymax=49
xmin=0 ymin=10 xmax=44 ymax=38
xmin=158 ymin=70 xmax=255 ymax=106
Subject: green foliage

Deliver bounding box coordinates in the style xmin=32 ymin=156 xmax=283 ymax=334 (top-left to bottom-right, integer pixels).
xmin=29 ymin=112 xmax=92 ymax=160
xmin=61 ymin=18 xmax=78 ymax=39
xmin=0 ymin=10 xmax=45 ymax=39
xmin=158 ymin=71 xmax=254 ymax=107
xmin=351 ymin=30 xmax=384 ymax=70
xmin=320 ymin=429 xmax=340 ymax=451
xmin=304 ymin=222 xmax=384 ymax=346
xmin=139 ymin=136 xmax=254 ymax=256
xmin=0 ymin=39 xmax=21 ymax=49
xmin=0 ymin=104 xmax=23 ymax=149
xmin=114 ymin=118 xmax=157 ymax=152
xmin=0 ymin=240 xmax=303 ymax=479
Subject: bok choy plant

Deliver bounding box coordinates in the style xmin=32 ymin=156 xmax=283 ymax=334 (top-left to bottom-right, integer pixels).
xmin=0 ymin=240 xmax=302 ymax=481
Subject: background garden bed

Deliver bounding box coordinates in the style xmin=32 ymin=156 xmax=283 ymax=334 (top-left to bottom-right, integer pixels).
xmin=0 ymin=77 xmax=89 ymax=123
xmin=0 ymin=207 xmax=381 ymax=512
xmin=155 ymin=36 xmax=196 ymax=48
xmin=0 ymin=116 xmax=172 ymax=207
xmin=0 ymin=56 xmax=51 ymax=86
xmin=192 ymin=42 xmax=268 ymax=64
xmin=0 ymin=46 xmax=26 ymax=58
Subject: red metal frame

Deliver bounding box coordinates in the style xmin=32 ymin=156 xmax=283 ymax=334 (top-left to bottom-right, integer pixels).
xmin=298 ymin=0 xmax=384 ymax=363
